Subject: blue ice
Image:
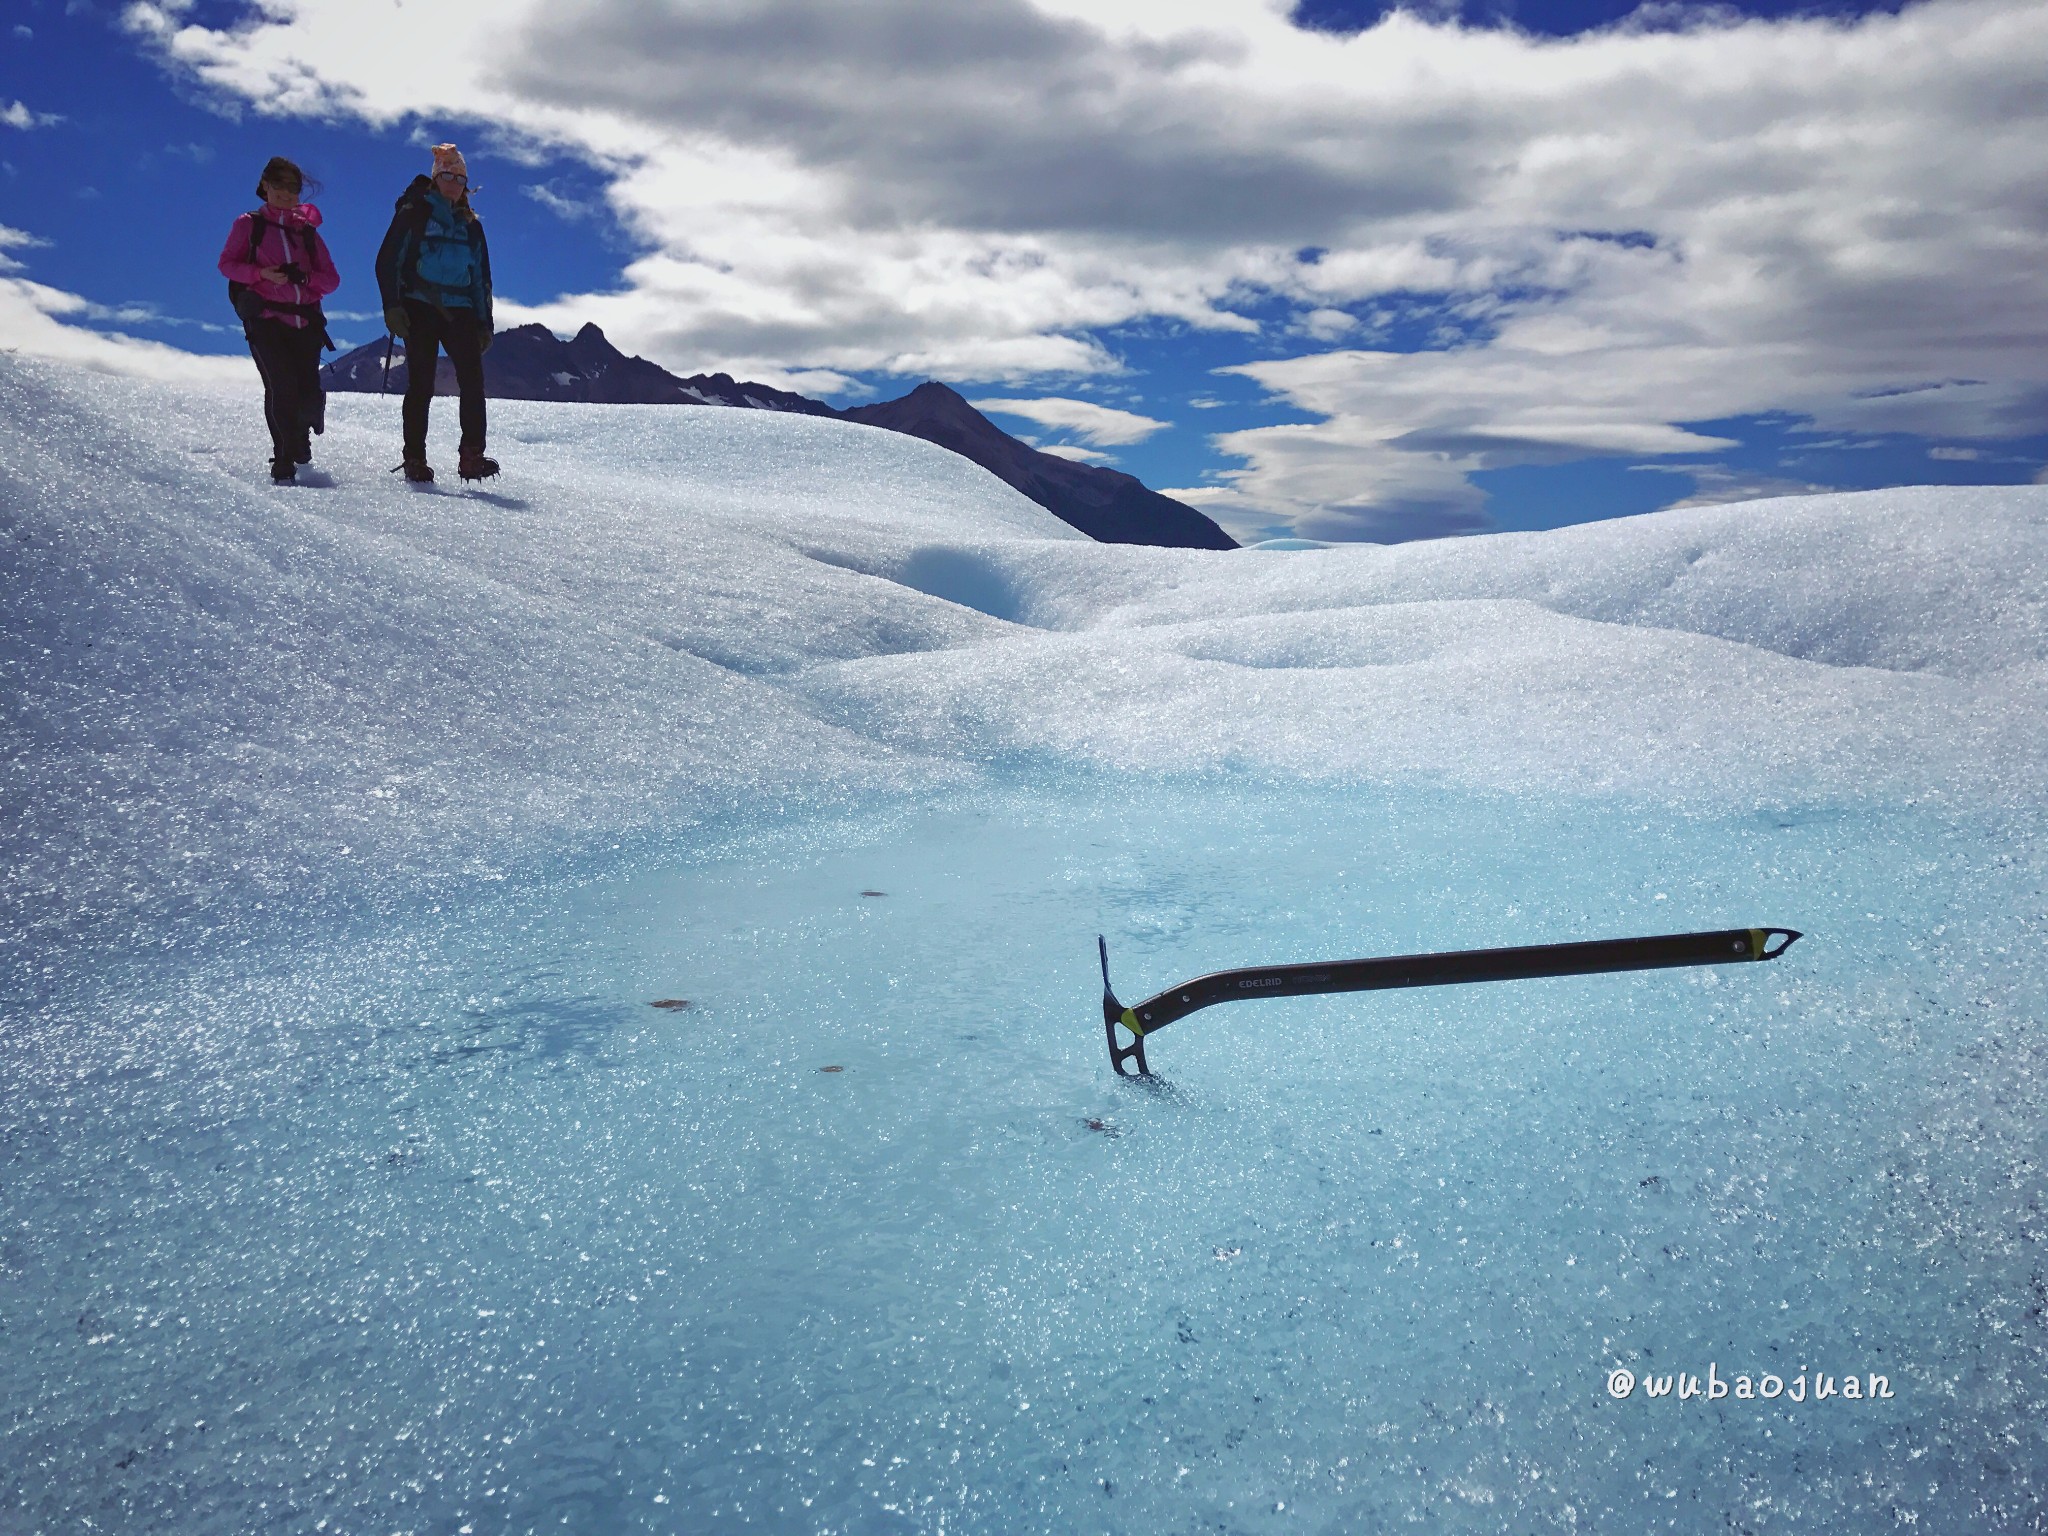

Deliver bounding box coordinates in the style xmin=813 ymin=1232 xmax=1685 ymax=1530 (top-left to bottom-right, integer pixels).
xmin=6 ymin=777 xmax=2044 ymax=1532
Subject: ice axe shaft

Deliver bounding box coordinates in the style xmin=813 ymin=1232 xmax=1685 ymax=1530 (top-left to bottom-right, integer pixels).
xmin=1098 ymin=927 xmax=1802 ymax=1077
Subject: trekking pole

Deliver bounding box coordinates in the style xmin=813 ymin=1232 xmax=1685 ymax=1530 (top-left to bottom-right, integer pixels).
xmin=380 ymin=331 xmax=395 ymax=395
xmin=1097 ymin=926 xmax=1801 ymax=1077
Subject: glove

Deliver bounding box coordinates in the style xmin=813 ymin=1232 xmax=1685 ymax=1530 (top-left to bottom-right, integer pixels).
xmin=384 ymin=306 xmax=410 ymax=339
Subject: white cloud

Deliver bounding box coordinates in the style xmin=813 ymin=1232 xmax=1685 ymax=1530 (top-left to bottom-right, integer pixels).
xmin=1038 ymin=442 xmax=1117 ymax=464
xmin=781 ymin=368 xmax=870 ymax=399
xmin=1928 ymin=446 xmax=1983 ymax=461
xmin=1 ymin=268 xmax=238 ymax=334
xmin=68 ymin=295 xmax=169 ymax=326
xmin=0 ymin=223 xmax=48 ymax=273
xmin=2 ymin=100 xmax=63 ymax=130
xmin=969 ymin=395 xmax=1169 ymax=446
xmin=123 ymin=0 xmax=2048 ymax=536
xmin=1294 ymin=307 xmax=1359 ymax=342
xmin=0 ymin=277 xmax=250 ymax=385
xmin=523 ymin=182 xmax=600 ymax=222
xmin=1150 ymin=481 xmax=1330 ymax=543
xmin=1650 ymin=466 xmax=1837 ymax=511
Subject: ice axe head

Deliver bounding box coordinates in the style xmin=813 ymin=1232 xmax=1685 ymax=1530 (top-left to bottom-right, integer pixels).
xmin=1099 ymin=936 xmax=1151 ymax=1077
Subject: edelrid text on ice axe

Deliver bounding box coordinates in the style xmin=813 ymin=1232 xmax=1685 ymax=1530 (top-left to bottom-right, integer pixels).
xmin=1097 ymin=926 xmax=1801 ymax=1078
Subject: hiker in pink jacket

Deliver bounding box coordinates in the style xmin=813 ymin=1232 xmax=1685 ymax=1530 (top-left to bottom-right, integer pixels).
xmin=218 ymin=156 xmax=340 ymax=483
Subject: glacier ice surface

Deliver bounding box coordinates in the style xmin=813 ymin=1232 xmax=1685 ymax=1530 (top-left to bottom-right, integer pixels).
xmin=3 ymin=356 xmax=2046 ymax=1531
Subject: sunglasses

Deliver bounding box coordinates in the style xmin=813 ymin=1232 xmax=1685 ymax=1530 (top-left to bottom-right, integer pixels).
xmin=434 ymin=171 xmax=469 ymax=186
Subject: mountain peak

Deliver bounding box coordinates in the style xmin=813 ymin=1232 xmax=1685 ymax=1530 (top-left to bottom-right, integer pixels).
xmin=841 ymin=385 xmax=1235 ymax=550
xmin=566 ymin=324 xmax=626 ymax=368
xmin=904 ymin=381 xmax=975 ymax=412
xmin=858 ymin=380 xmax=993 ymax=436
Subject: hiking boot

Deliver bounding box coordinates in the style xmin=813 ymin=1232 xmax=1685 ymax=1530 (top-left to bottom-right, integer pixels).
xmin=270 ymin=458 xmax=297 ymax=483
xmin=400 ymin=454 xmax=435 ymax=484
xmin=294 ymin=439 xmax=313 ymax=465
xmin=458 ymin=448 xmax=500 ymax=482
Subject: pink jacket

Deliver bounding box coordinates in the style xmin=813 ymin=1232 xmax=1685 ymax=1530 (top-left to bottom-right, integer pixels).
xmin=217 ymin=203 xmax=339 ymax=328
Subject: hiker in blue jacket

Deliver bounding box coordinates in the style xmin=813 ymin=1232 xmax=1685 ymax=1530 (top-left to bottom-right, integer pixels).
xmin=375 ymin=143 xmax=498 ymax=482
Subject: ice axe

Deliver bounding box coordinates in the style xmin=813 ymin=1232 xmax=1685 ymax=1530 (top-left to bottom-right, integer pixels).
xmin=1097 ymin=926 xmax=1801 ymax=1077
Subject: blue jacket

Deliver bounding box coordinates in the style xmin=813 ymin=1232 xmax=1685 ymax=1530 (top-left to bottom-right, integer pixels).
xmin=375 ymin=174 xmax=493 ymax=330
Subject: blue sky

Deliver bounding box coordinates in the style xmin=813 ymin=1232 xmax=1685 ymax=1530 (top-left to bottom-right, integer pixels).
xmin=3 ymin=0 xmax=2043 ymax=542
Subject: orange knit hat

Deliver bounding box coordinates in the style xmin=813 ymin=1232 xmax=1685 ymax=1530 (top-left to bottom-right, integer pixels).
xmin=430 ymin=143 xmax=468 ymax=181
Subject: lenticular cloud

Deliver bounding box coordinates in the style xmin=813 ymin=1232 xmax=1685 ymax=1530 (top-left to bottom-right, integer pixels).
xmin=3 ymin=354 xmax=2044 ymax=1532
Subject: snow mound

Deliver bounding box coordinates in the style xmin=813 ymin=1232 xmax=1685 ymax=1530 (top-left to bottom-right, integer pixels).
xmin=4 ymin=354 xmax=2044 ymax=956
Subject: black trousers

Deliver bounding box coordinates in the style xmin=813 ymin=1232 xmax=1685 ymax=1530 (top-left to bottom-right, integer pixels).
xmin=401 ymin=300 xmax=487 ymax=458
xmin=246 ymin=318 xmax=325 ymax=465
